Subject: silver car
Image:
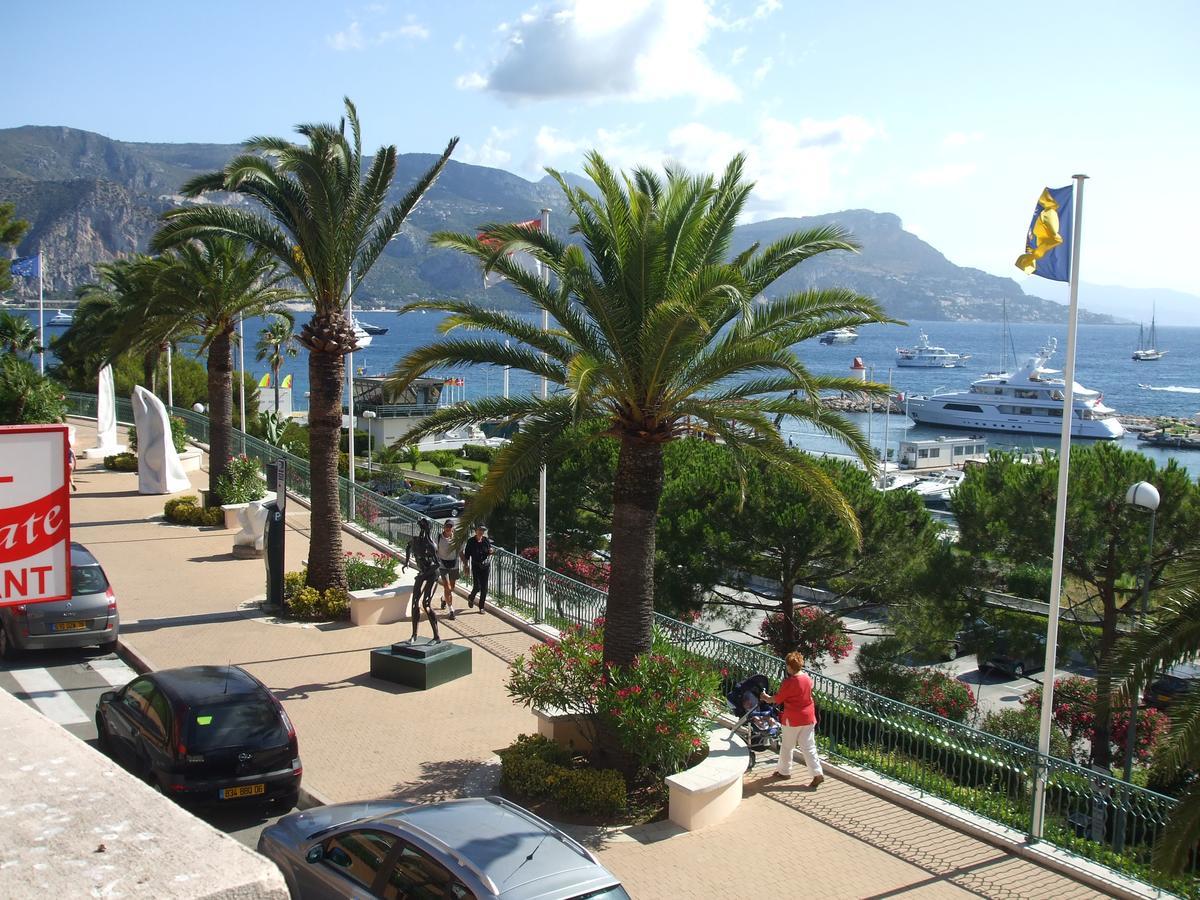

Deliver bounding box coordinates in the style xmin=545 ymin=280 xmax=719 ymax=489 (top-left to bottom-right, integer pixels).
xmin=258 ymin=796 xmax=630 ymax=899
xmin=0 ymin=542 xmax=119 ymax=658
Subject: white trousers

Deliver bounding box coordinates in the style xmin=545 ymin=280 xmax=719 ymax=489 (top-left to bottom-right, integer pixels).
xmin=776 ymin=723 xmax=823 ymax=777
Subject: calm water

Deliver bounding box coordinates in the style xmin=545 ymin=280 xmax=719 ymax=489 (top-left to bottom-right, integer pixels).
xmin=23 ymin=308 xmax=1200 ymax=475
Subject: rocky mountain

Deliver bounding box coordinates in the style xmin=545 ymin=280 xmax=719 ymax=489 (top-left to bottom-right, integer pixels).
xmin=0 ymin=125 xmax=1114 ymax=323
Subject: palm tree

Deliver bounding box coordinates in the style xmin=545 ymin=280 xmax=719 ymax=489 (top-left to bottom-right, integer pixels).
xmin=70 ymin=258 xmax=169 ymax=389
xmin=390 ymin=152 xmax=892 ymax=666
xmin=115 ymin=237 xmax=296 ymax=487
xmin=1106 ymin=557 xmax=1200 ymax=873
xmin=255 ymin=314 xmax=298 ymax=414
xmin=150 ymin=99 xmax=457 ymax=591
xmin=0 ymin=309 xmax=40 ymax=357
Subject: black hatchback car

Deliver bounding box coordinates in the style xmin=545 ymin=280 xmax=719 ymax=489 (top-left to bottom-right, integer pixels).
xmin=96 ymin=665 xmax=302 ymax=807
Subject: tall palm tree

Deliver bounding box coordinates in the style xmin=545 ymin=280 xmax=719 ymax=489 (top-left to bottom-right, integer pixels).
xmin=0 ymin=309 xmax=41 ymax=357
xmin=255 ymin=314 xmax=298 ymax=414
xmin=390 ymin=152 xmax=892 ymax=666
xmin=71 ymin=257 xmax=168 ymax=389
xmin=1106 ymin=556 xmax=1200 ymax=873
xmin=150 ymin=98 xmax=457 ymax=591
xmin=115 ymin=237 xmax=296 ymax=487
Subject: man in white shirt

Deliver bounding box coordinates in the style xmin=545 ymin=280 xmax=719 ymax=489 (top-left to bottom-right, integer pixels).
xmin=436 ymin=519 xmax=460 ymax=619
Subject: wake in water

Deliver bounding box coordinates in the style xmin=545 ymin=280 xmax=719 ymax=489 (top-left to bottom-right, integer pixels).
xmin=1138 ymin=384 xmax=1200 ymax=394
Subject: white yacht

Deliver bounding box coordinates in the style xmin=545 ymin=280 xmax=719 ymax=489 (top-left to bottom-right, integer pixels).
xmin=910 ymin=469 xmax=965 ymax=507
xmin=819 ymin=327 xmax=858 ymax=345
xmin=896 ymin=331 xmax=970 ymax=368
xmin=906 ymin=338 xmax=1124 ymax=440
xmin=47 ymin=310 xmax=74 ymax=326
xmin=353 ymin=323 xmax=373 ymax=349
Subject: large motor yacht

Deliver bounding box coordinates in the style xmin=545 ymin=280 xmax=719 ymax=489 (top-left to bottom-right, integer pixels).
xmin=819 ymin=327 xmax=858 ymax=345
xmin=905 ymin=338 xmax=1124 ymax=440
xmin=895 ymin=331 xmax=969 ymax=367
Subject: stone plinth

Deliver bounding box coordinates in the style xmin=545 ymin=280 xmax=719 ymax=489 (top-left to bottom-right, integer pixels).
xmin=370 ymin=637 xmax=471 ymax=689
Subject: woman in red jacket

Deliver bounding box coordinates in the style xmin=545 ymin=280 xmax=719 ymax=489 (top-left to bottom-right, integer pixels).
xmin=764 ymin=651 xmax=824 ymax=787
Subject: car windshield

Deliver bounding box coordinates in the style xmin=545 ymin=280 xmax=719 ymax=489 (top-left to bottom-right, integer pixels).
xmin=568 ymin=887 xmax=632 ymax=900
xmin=187 ymin=700 xmax=287 ymax=751
xmin=72 ymin=565 xmax=109 ymax=595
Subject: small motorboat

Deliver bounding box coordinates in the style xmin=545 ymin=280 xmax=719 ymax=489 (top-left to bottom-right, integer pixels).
xmin=47 ymin=310 xmax=74 ymax=326
xmin=354 ymin=317 xmax=388 ymax=336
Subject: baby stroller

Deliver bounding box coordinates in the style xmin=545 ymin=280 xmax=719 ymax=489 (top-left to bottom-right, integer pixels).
xmin=727 ymin=673 xmax=782 ymax=770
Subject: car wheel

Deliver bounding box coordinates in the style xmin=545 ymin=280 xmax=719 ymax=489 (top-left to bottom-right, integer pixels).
xmin=0 ymin=625 xmax=20 ymax=661
xmin=99 ymin=638 xmax=118 ymax=654
xmin=95 ymin=715 xmax=110 ymax=754
xmin=1013 ymin=663 xmax=1026 ymax=678
xmin=274 ymin=788 xmax=300 ymax=811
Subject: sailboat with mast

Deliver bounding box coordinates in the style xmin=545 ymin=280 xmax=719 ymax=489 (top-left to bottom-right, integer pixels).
xmin=1132 ymin=307 xmax=1167 ymax=361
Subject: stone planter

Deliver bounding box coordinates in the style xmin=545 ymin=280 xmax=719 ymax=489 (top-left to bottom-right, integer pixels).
xmin=228 ymin=493 xmax=276 ymax=557
xmin=221 ymin=492 xmax=274 ymax=531
xmin=665 ymin=724 xmax=749 ymax=831
xmin=349 ymin=579 xmax=413 ymax=626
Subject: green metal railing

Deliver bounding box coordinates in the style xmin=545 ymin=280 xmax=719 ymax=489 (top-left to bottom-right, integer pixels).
xmin=68 ymin=392 xmax=1196 ymax=895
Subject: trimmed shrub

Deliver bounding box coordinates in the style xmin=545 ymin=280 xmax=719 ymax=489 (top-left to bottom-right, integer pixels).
xmin=163 ymin=495 xmax=223 ymax=527
xmin=499 ymin=734 xmax=627 ymax=818
xmin=282 ymin=568 xmax=350 ymax=620
xmin=426 ymin=449 xmax=458 ymax=469
xmin=344 ymin=552 xmax=400 ymax=590
xmin=104 ymin=452 xmax=138 ymax=472
xmin=461 ymin=444 xmax=496 ymax=463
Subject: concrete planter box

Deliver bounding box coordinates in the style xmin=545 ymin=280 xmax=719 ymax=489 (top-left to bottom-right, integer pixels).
xmin=178 ymin=447 xmax=202 ymax=473
xmin=349 ymin=580 xmax=412 ymax=626
xmin=221 ymin=491 xmax=274 ymax=530
xmin=665 ymin=725 xmax=749 ymax=831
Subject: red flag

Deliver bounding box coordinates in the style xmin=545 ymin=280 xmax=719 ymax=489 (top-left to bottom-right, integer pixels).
xmin=477 ymin=218 xmax=542 ymax=288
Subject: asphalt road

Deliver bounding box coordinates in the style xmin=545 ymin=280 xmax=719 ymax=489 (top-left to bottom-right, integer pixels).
xmin=0 ymin=646 xmax=285 ymax=849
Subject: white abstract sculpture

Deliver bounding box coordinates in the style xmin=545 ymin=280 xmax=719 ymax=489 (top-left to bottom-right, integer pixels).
xmin=232 ymin=499 xmax=271 ymax=557
xmin=83 ymin=364 xmax=127 ymax=459
xmin=131 ymin=385 xmax=190 ymax=495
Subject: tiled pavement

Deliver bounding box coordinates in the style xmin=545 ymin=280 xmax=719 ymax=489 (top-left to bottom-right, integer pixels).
xmin=44 ymin=420 xmax=1112 ymax=899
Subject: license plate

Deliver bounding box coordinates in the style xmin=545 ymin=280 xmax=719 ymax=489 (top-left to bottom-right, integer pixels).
xmin=222 ymin=783 xmax=265 ymax=800
xmin=1157 ymin=695 xmax=1172 ymax=703
xmin=53 ymin=621 xmax=88 ymax=632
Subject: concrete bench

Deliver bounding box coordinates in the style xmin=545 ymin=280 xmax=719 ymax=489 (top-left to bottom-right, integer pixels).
xmin=665 ymin=725 xmax=750 ymax=831
xmin=349 ymin=584 xmax=414 ymax=627
xmin=533 ymin=706 xmax=594 ymax=753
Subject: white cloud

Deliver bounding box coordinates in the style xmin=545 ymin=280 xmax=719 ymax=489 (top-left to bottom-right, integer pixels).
xmin=754 ymin=0 xmax=782 ymax=17
xmin=943 ymin=131 xmax=983 ymax=148
xmin=730 ymin=45 xmax=747 ymax=65
xmin=479 ymin=0 xmax=738 ymax=104
xmin=526 ymin=114 xmax=880 ymax=218
xmin=453 ymin=34 xmax=467 ymax=53
xmin=327 ymin=15 xmax=428 ymax=51
xmin=752 ymin=57 xmax=773 ymax=85
xmin=458 ymin=127 xmax=518 ymax=168
xmin=911 ymin=163 xmax=978 ymax=187
xmin=456 ymin=72 xmax=488 ymax=90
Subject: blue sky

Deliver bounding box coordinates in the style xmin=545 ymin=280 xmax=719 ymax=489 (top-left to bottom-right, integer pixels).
xmin=6 ymin=1 xmax=1199 ymax=298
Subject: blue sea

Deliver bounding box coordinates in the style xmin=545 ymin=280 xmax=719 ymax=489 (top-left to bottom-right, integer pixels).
xmin=21 ymin=308 xmax=1200 ymax=476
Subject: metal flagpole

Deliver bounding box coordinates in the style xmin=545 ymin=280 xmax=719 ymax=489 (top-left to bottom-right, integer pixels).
xmin=238 ymin=315 xmax=246 ymax=452
xmin=1031 ymin=173 xmax=1088 ymax=839
xmin=503 ymin=340 xmax=510 ymax=399
xmin=37 ymin=250 xmax=44 ymax=375
xmin=537 ymin=208 xmax=550 ymax=568
xmin=346 ymin=272 xmax=356 ymax=522
xmin=167 ymin=342 xmax=174 ymax=409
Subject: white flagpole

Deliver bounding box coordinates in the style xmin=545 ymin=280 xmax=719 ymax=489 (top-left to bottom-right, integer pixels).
xmin=538 ymin=208 xmax=550 ymax=568
xmin=37 ymin=251 xmax=44 ymax=375
xmin=167 ymin=342 xmax=174 ymax=409
xmin=346 ymin=272 xmax=356 ymax=521
xmin=1031 ymin=173 xmax=1088 ymax=839
xmin=503 ymin=339 xmax=510 ymax=399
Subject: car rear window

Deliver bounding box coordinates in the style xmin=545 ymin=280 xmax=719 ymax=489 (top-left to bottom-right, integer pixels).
xmin=187 ymin=700 xmax=287 ymax=751
xmin=72 ymin=565 xmax=109 ymax=596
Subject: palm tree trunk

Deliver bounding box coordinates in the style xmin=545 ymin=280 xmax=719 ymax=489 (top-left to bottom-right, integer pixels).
xmin=306 ymin=346 xmax=347 ymax=590
xmin=603 ymin=434 xmax=665 ymax=668
xmin=273 ymin=360 xmax=281 ymax=413
xmin=208 ymin=327 xmax=234 ymax=489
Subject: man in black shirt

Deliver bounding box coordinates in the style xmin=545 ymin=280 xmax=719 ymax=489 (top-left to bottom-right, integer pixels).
xmin=461 ymin=523 xmax=494 ymax=612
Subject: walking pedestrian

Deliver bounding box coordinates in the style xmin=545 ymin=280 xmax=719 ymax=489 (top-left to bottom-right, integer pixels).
xmin=436 ymin=519 xmax=459 ymax=619
xmin=66 ymin=443 xmax=77 ymax=492
xmin=461 ymin=523 xmax=493 ymax=612
xmin=764 ymin=651 xmax=824 ymax=788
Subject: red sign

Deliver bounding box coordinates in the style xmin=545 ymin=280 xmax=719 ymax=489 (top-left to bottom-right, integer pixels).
xmin=0 ymin=424 xmax=72 ymax=606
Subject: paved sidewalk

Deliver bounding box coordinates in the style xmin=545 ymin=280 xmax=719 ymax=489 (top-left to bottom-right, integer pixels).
xmin=65 ymin=421 xmax=1109 ymax=899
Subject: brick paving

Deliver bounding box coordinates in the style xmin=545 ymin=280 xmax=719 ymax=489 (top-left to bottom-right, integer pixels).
xmin=65 ymin=420 xmax=1112 ymax=899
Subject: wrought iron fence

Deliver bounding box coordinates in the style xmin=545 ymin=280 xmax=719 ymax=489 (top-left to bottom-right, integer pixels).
xmin=67 ymin=391 xmax=1197 ymax=894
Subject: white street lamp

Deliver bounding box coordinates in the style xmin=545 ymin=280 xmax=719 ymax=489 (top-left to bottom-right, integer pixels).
xmin=192 ymin=402 xmax=205 ymax=414
xmin=1114 ymin=480 xmax=1159 ymax=852
xmin=362 ymin=409 xmax=377 ymax=477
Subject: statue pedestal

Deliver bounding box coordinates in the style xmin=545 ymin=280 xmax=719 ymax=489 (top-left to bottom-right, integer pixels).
xmin=369 ymin=637 xmax=471 ymax=690
xmin=83 ymin=444 xmax=127 ymax=460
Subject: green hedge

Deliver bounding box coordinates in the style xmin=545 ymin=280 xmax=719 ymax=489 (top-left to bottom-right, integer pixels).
xmin=461 ymin=444 xmax=496 ymax=463
xmin=498 ymin=734 xmax=627 ymax=818
xmin=163 ymin=496 xmax=223 ymax=527
xmin=281 ymin=570 xmax=350 ymax=621
xmin=104 ymin=452 xmax=138 ymax=472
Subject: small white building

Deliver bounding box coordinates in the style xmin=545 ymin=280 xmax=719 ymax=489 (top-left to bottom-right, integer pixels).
xmin=899 ymin=435 xmax=988 ymax=470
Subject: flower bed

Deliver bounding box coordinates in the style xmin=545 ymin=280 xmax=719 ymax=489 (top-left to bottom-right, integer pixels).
xmin=163 ymin=495 xmax=223 ymax=527
xmin=280 ymin=570 xmax=350 ymax=621
xmin=104 ymin=452 xmax=138 ymax=472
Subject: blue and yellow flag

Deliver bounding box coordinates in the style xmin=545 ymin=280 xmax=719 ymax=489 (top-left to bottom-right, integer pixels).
xmin=10 ymin=255 xmax=40 ymax=278
xmin=1015 ymin=185 xmax=1073 ymax=282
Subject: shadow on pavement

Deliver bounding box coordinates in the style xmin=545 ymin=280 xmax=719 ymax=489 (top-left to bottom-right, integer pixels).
xmin=389 ymin=758 xmax=484 ymax=803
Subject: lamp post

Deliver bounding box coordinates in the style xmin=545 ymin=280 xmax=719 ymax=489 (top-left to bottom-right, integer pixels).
xmin=1114 ymin=480 xmax=1159 ymax=852
xmin=362 ymin=409 xmax=377 ymax=479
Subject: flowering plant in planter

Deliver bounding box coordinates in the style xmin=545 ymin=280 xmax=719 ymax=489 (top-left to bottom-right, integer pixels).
xmin=907 ymin=669 xmax=976 ymax=723
xmin=507 ymin=618 xmax=719 ymax=780
xmin=519 ymin=546 xmax=610 ymax=591
xmin=344 ymin=551 xmax=400 ymax=591
xmin=759 ymin=606 xmax=853 ymax=671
